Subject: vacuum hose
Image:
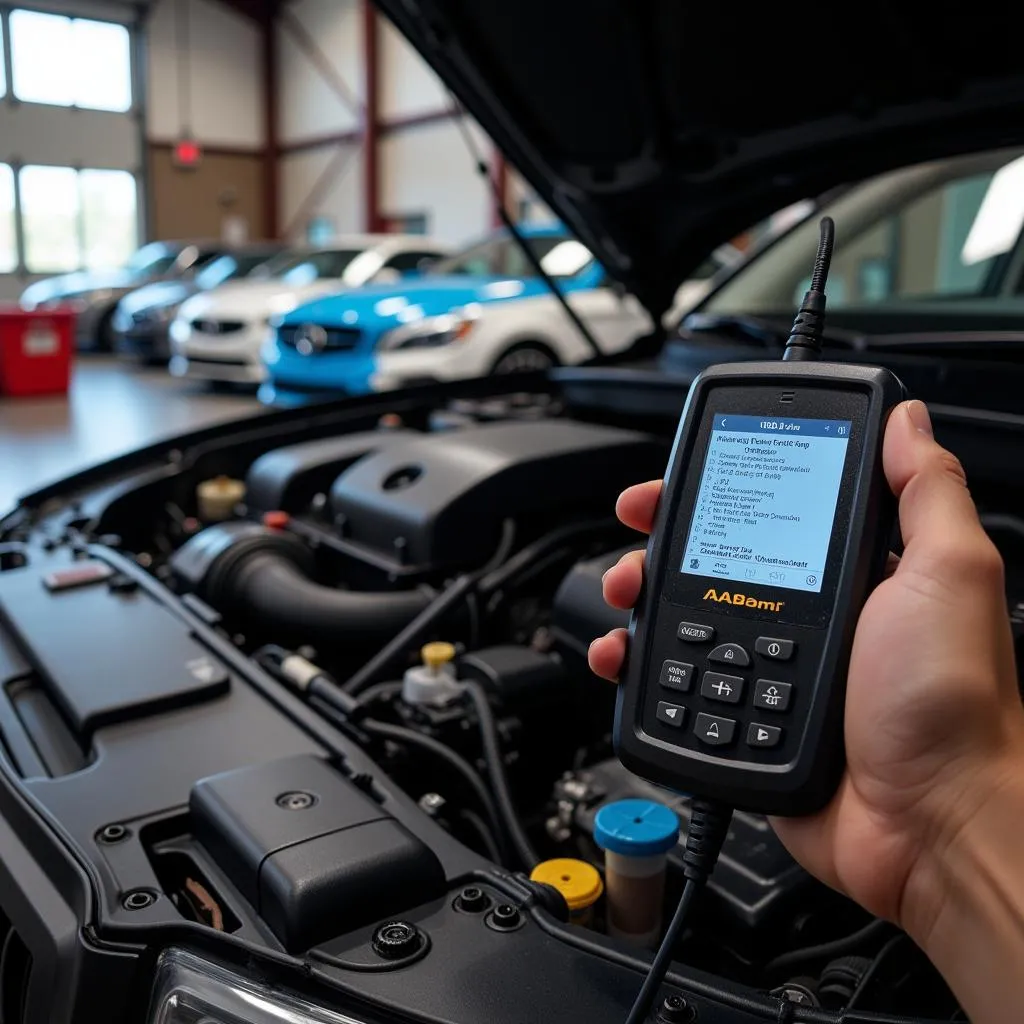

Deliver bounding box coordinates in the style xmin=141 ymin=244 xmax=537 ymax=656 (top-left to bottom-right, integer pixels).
xmin=170 ymin=522 xmax=432 ymax=641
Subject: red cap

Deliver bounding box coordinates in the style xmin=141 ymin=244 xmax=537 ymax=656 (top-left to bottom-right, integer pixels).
xmin=262 ymin=510 xmax=290 ymax=530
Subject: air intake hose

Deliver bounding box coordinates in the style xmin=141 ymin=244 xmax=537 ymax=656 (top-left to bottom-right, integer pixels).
xmin=170 ymin=522 xmax=432 ymax=641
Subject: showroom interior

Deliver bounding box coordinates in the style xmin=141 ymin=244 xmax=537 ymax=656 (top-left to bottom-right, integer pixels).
xmin=0 ymin=0 xmax=542 ymax=509
xmin=2 ymin=3 xmax=1024 ymax=1023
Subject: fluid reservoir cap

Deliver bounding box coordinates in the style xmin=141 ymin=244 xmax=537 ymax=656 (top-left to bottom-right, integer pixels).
xmin=593 ymin=799 xmax=680 ymax=857
xmin=421 ymin=641 xmax=456 ymax=673
xmin=530 ymin=858 xmax=604 ymax=912
xmin=262 ymin=510 xmax=290 ymax=530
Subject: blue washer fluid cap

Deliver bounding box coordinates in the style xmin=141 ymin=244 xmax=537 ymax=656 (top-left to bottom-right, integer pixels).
xmin=593 ymin=798 xmax=680 ymax=857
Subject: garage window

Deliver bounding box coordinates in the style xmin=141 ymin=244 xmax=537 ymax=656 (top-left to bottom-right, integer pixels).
xmin=0 ymin=165 xmax=15 ymax=273
xmin=9 ymin=9 xmax=132 ymax=112
xmin=19 ymin=165 xmax=138 ymax=273
xmin=80 ymin=169 xmax=138 ymax=270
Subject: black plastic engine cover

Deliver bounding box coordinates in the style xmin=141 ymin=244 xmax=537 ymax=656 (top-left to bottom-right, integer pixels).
xmin=191 ymin=755 xmax=446 ymax=951
xmin=246 ymin=430 xmax=415 ymax=514
xmin=329 ymin=420 xmax=665 ymax=571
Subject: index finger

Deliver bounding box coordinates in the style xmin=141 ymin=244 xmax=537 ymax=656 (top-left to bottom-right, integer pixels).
xmin=616 ymin=480 xmax=663 ymax=535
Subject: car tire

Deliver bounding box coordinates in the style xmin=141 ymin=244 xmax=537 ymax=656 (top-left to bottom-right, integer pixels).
xmin=95 ymin=307 xmax=117 ymax=353
xmin=490 ymin=342 xmax=558 ymax=375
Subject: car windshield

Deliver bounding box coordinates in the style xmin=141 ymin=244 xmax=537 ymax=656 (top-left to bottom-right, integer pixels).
xmin=126 ymin=243 xmax=178 ymax=280
xmin=429 ymin=233 xmax=594 ymax=279
xmin=255 ymin=249 xmax=365 ymax=286
xmin=195 ymin=252 xmax=279 ymax=290
xmin=700 ymin=148 xmax=1024 ymax=335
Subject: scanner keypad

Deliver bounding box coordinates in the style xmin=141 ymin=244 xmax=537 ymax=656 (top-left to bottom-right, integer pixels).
xmin=650 ymin=624 xmax=802 ymax=757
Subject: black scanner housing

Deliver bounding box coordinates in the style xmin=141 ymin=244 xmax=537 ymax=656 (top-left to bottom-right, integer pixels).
xmin=615 ymin=361 xmax=905 ymax=816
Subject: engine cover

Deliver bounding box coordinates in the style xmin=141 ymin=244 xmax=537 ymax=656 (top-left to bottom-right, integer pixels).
xmin=329 ymin=420 xmax=665 ymax=571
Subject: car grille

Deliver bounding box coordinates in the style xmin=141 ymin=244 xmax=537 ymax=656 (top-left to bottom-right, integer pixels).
xmin=192 ymin=318 xmax=246 ymax=335
xmin=278 ymin=324 xmax=362 ymax=352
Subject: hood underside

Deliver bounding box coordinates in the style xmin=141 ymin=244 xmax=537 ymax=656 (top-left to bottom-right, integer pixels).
xmin=377 ymin=0 xmax=1024 ymax=318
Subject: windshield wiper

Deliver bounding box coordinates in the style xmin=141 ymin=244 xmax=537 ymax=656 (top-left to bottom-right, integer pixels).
xmin=681 ymin=312 xmax=865 ymax=350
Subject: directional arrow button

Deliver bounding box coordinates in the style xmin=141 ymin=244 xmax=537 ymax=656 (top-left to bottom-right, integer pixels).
xmin=656 ymin=701 xmax=686 ymax=728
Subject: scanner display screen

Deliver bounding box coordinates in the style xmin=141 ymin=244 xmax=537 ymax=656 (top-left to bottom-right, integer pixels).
xmin=680 ymin=414 xmax=852 ymax=594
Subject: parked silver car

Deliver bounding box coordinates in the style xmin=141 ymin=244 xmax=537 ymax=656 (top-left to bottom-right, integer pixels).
xmin=20 ymin=240 xmax=225 ymax=351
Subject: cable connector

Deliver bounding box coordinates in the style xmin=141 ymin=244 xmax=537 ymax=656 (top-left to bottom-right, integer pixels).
xmin=681 ymin=799 xmax=732 ymax=882
xmin=783 ymin=216 xmax=835 ymax=363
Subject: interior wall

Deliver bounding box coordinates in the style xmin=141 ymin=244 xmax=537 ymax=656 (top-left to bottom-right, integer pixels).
xmin=148 ymin=147 xmax=266 ymax=241
xmin=279 ymin=144 xmax=364 ymax=243
xmin=276 ymin=0 xmax=506 ymax=247
xmin=278 ymin=0 xmax=362 ymax=147
xmin=380 ymin=119 xmax=491 ymax=245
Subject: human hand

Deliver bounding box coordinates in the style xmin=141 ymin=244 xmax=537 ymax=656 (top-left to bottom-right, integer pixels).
xmin=589 ymin=400 xmax=1024 ymax=945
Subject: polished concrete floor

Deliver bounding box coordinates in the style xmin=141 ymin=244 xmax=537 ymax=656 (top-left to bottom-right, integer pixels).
xmin=0 ymin=358 xmax=262 ymax=511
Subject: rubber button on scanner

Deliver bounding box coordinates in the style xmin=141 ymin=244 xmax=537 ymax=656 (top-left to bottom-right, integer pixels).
xmin=660 ymin=660 xmax=694 ymax=692
xmin=700 ymin=671 xmax=744 ymax=705
xmin=708 ymin=643 xmax=750 ymax=667
xmin=755 ymin=637 xmax=795 ymax=661
xmin=747 ymin=723 xmax=782 ymax=748
xmin=694 ymin=713 xmax=736 ymax=746
xmin=656 ymin=701 xmax=686 ymax=728
xmin=753 ymin=679 xmax=792 ymax=712
xmin=677 ymin=622 xmax=715 ymax=643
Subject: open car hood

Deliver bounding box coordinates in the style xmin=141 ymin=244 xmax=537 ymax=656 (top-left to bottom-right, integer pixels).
xmin=377 ymin=0 xmax=1024 ymax=320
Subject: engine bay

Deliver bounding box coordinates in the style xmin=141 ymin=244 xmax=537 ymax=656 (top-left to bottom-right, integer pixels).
xmin=1 ymin=370 xmax=1022 ymax=1023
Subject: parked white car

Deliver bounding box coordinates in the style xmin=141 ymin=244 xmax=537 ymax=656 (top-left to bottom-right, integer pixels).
xmin=168 ymin=236 xmax=450 ymax=384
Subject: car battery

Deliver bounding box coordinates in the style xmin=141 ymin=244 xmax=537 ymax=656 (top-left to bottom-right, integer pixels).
xmin=0 ymin=307 xmax=75 ymax=397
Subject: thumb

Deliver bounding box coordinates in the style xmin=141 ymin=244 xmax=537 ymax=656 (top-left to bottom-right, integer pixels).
xmin=883 ymin=400 xmax=999 ymax=587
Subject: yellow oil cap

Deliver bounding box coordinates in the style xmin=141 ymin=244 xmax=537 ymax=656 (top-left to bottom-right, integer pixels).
xmin=421 ymin=641 xmax=456 ymax=673
xmin=530 ymin=858 xmax=604 ymax=912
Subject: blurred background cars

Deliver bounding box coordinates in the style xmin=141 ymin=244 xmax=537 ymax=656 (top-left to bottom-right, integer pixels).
xmin=20 ymin=240 xmax=225 ymax=352
xmin=110 ymin=243 xmax=286 ymax=364
xmin=168 ymin=235 xmax=449 ymax=386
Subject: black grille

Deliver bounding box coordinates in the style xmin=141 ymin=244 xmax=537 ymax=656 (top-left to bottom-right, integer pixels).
xmin=191 ymin=319 xmax=245 ymax=335
xmin=278 ymin=323 xmax=361 ymax=352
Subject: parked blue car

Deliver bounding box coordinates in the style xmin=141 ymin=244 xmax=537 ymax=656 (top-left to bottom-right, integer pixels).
xmin=258 ymin=225 xmax=657 ymax=406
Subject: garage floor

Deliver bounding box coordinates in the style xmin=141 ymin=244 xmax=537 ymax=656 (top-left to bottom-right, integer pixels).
xmin=0 ymin=358 xmax=262 ymax=512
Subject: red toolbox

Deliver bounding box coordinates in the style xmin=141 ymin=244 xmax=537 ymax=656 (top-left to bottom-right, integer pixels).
xmin=0 ymin=307 xmax=75 ymax=397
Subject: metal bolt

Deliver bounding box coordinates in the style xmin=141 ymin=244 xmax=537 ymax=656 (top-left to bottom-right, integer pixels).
xmin=276 ymin=791 xmax=316 ymax=811
xmin=657 ymin=994 xmax=695 ymax=1023
xmin=486 ymin=903 xmax=523 ymax=931
xmin=419 ymin=792 xmax=446 ymax=816
xmin=122 ymin=889 xmax=156 ymax=911
xmin=455 ymin=886 xmax=489 ymax=913
xmin=372 ymin=920 xmax=422 ymax=959
xmin=97 ymin=824 xmax=129 ymax=845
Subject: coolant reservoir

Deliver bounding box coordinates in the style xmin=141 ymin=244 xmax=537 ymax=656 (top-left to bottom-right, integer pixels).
xmin=197 ymin=475 xmax=246 ymax=522
xmin=402 ymin=642 xmax=463 ymax=706
xmin=593 ymin=799 xmax=679 ymax=948
xmin=530 ymin=858 xmax=603 ymax=927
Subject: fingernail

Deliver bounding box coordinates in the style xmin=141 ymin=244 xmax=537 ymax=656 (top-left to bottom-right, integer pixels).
xmin=907 ymin=400 xmax=932 ymax=438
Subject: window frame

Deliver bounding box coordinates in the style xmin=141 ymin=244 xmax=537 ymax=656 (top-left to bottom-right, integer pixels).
xmin=16 ymin=161 xmax=139 ymax=275
xmin=4 ymin=4 xmax=135 ymax=114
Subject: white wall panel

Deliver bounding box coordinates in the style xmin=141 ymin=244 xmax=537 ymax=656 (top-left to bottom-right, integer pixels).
xmin=280 ymin=144 xmax=365 ymax=242
xmin=146 ymin=0 xmax=263 ymax=147
xmin=379 ymin=17 xmax=447 ymax=120
xmin=278 ymin=0 xmax=362 ymax=145
xmin=380 ymin=119 xmax=491 ymax=245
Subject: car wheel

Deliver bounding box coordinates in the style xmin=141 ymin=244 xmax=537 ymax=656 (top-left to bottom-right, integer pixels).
xmin=490 ymin=342 xmax=558 ymax=375
xmin=95 ymin=307 xmax=117 ymax=353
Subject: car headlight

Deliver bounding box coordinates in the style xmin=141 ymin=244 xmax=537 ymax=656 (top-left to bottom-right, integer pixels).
xmin=148 ymin=948 xmax=369 ymax=1024
xmin=377 ymin=313 xmax=477 ymax=352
